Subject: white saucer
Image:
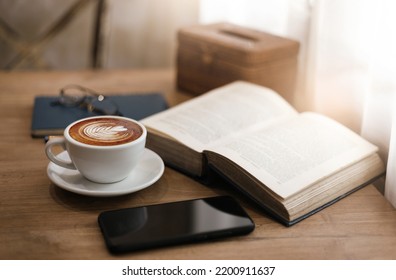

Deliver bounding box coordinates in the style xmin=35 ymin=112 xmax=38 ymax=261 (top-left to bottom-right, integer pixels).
xmin=47 ymin=148 xmax=164 ymax=197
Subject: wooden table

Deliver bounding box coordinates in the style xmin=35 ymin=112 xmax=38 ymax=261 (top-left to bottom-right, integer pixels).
xmin=1 ymin=69 xmax=396 ymax=260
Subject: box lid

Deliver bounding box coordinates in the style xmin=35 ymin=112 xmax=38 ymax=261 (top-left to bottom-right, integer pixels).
xmin=178 ymin=22 xmax=299 ymax=66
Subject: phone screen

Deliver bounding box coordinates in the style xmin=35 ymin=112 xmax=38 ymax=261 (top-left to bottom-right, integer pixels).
xmin=98 ymin=196 xmax=255 ymax=253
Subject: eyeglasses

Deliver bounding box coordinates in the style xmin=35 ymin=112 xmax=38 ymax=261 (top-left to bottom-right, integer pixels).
xmin=51 ymin=84 xmax=123 ymax=116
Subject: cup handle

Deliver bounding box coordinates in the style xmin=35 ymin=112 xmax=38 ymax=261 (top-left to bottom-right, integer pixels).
xmin=45 ymin=137 xmax=77 ymax=170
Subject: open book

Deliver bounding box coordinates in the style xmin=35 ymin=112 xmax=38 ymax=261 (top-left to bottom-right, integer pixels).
xmin=142 ymin=81 xmax=385 ymax=226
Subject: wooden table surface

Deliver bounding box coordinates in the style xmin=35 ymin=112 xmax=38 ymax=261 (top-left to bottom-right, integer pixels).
xmin=1 ymin=69 xmax=396 ymax=260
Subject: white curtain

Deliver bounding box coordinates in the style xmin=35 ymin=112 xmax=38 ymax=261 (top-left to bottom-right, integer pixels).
xmin=200 ymin=0 xmax=396 ymax=207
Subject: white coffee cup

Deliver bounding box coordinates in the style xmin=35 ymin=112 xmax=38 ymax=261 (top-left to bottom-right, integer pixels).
xmin=45 ymin=116 xmax=147 ymax=184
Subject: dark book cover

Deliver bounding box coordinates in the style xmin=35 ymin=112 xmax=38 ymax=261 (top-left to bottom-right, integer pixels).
xmin=208 ymin=163 xmax=384 ymax=226
xmin=31 ymin=93 xmax=168 ymax=137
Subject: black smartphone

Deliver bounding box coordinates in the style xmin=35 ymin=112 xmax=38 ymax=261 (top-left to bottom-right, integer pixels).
xmin=98 ymin=196 xmax=255 ymax=253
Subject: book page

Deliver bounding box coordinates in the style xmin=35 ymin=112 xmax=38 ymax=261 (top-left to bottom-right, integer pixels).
xmin=207 ymin=112 xmax=378 ymax=199
xmin=142 ymin=81 xmax=298 ymax=152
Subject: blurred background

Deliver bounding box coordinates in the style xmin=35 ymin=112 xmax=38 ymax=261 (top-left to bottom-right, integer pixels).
xmin=0 ymin=0 xmax=199 ymax=70
xmin=1 ymin=0 xmax=396 ymax=205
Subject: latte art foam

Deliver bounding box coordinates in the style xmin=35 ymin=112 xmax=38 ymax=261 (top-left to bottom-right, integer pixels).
xmin=83 ymin=122 xmax=129 ymax=141
xmin=69 ymin=117 xmax=143 ymax=146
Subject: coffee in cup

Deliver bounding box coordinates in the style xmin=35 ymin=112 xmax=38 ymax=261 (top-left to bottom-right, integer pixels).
xmin=45 ymin=116 xmax=147 ymax=184
xmin=68 ymin=117 xmax=143 ymax=146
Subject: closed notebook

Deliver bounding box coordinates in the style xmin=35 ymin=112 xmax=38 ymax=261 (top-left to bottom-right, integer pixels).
xmin=31 ymin=93 xmax=168 ymax=138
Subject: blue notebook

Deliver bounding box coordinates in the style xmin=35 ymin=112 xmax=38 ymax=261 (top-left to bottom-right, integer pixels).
xmin=31 ymin=93 xmax=168 ymax=137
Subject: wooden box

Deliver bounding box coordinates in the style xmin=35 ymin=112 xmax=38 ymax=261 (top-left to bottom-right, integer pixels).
xmin=176 ymin=22 xmax=300 ymax=103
